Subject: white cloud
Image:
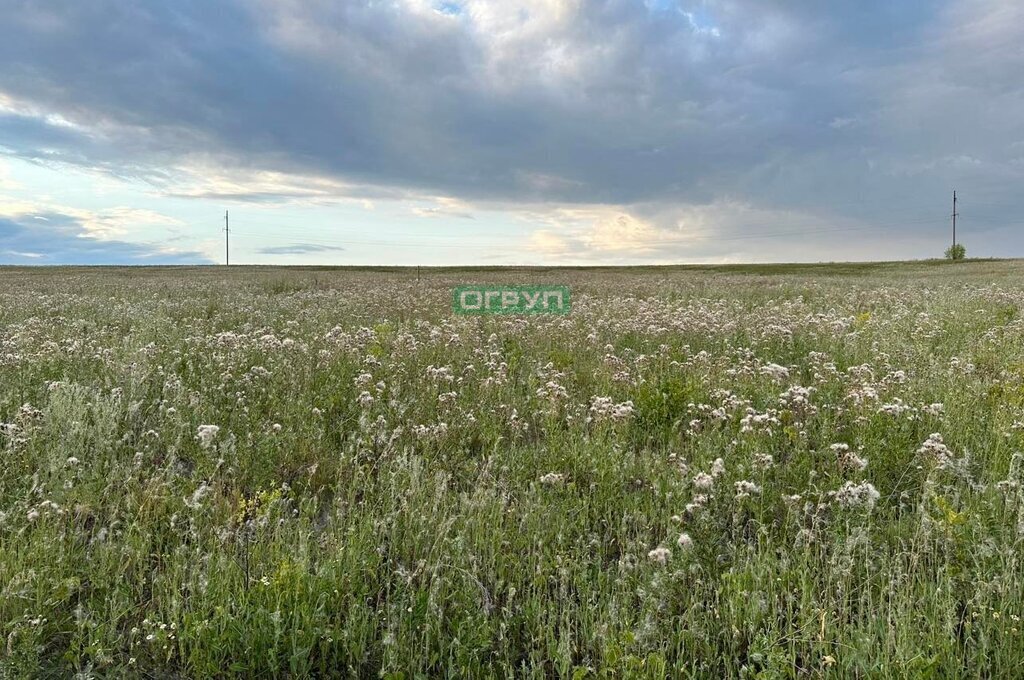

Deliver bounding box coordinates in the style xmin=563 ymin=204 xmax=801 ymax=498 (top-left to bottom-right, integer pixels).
xmin=411 ymin=196 xmax=475 ymax=219
xmin=0 ymin=161 xmax=22 ymax=190
xmin=0 ymin=195 xmax=182 ymax=240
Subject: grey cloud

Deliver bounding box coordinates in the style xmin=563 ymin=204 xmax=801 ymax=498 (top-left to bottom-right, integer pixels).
xmin=0 ymin=0 xmax=1022 ymax=249
xmin=0 ymin=213 xmax=212 ymax=265
xmin=255 ymin=243 xmax=346 ymax=255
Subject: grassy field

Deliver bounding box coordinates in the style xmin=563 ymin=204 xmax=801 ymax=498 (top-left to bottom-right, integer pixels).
xmin=2 ymin=260 xmax=1024 ymax=677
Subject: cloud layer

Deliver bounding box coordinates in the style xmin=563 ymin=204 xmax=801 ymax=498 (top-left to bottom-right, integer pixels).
xmin=256 ymin=243 xmax=346 ymax=255
xmin=1 ymin=0 xmax=1022 ymax=263
xmin=0 ymin=212 xmax=211 ymax=265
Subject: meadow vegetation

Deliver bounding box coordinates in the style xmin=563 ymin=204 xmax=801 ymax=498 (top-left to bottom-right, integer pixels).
xmin=2 ymin=260 xmax=1024 ymax=677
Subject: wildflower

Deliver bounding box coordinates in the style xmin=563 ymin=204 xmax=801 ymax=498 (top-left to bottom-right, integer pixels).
xmin=536 ymin=381 xmax=568 ymax=403
xmin=539 ymin=472 xmax=566 ymax=486
xmin=734 ymin=480 xmax=761 ymax=500
xmin=676 ymin=533 xmax=694 ymax=551
xmin=588 ymin=396 xmax=635 ymax=423
xmin=739 ymin=409 xmax=781 ymax=434
xmin=357 ymin=391 xmax=374 ymax=408
xmin=752 ymin=453 xmax=774 ymax=470
xmin=27 ymin=509 xmax=40 ymax=522
xmin=66 ymin=456 xmax=80 ymax=467
xmin=760 ymin=363 xmax=789 ymax=381
xmin=196 ymin=424 xmax=220 ymax=448
xmin=685 ymin=493 xmax=709 ymax=514
xmin=647 ymin=547 xmax=671 ymax=565
xmin=917 ymin=433 xmax=956 ymax=468
xmin=832 ymin=481 xmax=880 ymax=510
xmin=886 ymin=370 xmax=908 ymax=384
xmin=780 ymin=385 xmax=816 ymax=414
xmin=612 ymin=400 xmax=635 ymax=421
xmin=186 ymin=482 xmax=212 ymax=509
xmin=693 ymin=472 xmax=714 ymax=490
xmin=425 ymin=365 xmax=454 ymax=382
xmin=879 ymin=399 xmax=911 ymax=416
xmin=832 ymin=443 xmax=868 ymax=471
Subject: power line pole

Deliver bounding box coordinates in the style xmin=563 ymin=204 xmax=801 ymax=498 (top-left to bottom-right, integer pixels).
xmin=224 ymin=210 xmax=230 ymax=266
xmin=951 ymin=190 xmax=958 ymax=248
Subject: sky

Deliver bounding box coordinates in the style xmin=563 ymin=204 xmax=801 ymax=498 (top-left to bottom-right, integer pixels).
xmin=1 ymin=0 xmax=1022 ymax=266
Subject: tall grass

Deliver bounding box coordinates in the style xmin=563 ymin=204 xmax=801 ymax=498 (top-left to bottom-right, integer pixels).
xmin=1 ymin=262 xmax=1023 ymax=677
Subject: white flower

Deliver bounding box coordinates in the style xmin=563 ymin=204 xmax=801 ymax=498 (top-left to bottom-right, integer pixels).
xmin=878 ymin=399 xmax=911 ymax=416
xmin=676 ymin=533 xmax=694 ymax=550
xmin=66 ymin=456 xmax=80 ymax=467
xmin=832 ymin=481 xmax=880 ymax=510
xmin=832 ymin=443 xmax=868 ymax=471
xmin=539 ymin=472 xmax=566 ymax=486
xmin=917 ymin=433 xmax=956 ymax=469
xmin=647 ymin=547 xmax=671 ymax=565
xmin=734 ymin=480 xmax=761 ymax=499
xmin=760 ymin=363 xmax=789 ymax=381
xmin=611 ymin=401 xmax=635 ymax=421
xmin=692 ymin=472 xmax=714 ymax=490
xmin=196 ymin=425 xmax=220 ymax=448
xmin=588 ymin=396 xmax=636 ymax=423
xmin=186 ymin=482 xmax=212 ymax=509
xmin=685 ymin=494 xmax=709 ymax=514
xmin=357 ymin=391 xmax=374 ymax=408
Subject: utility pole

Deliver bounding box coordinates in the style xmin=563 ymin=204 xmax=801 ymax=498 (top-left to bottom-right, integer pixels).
xmin=951 ymin=190 xmax=958 ymax=248
xmin=224 ymin=210 xmax=230 ymax=266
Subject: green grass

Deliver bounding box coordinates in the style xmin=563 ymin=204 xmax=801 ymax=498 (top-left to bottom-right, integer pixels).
xmin=2 ymin=261 xmax=1024 ymax=677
